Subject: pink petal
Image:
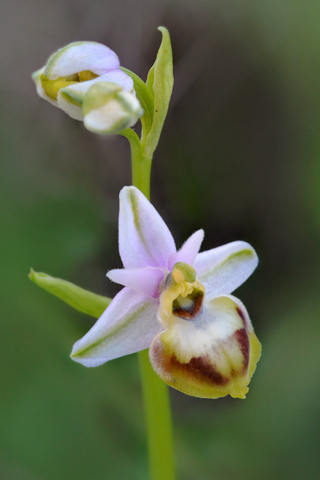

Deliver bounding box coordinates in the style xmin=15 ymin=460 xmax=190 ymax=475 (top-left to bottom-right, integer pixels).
xmin=107 ymin=267 xmax=165 ymax=298
xmin=168 ymin=229 xmax=204 ymax=270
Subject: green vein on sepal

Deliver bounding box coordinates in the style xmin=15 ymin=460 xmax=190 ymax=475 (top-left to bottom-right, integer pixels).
xmin=59 ymin=89 xmax=83 ymax=107
xmin=199 ymin=249 xmax=257 ymax=283
xmin=29 ymin=269 xmax=111 ymax=318
xmin=71 ymin=302 xmax=149 ymax=359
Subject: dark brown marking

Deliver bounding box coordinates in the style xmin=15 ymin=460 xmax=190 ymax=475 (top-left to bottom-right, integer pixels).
xmin=236 ymin=307 xmax=248 ymax=328
xmin=187 ymin=356 xmax=228 ymax=385
xmin=164 ymin=348 xmax=229 ymax=387
xmin=172 ymin=289 xmax=204 ymax=320
xmin=234 ymin=328 xmax=250 ymax=371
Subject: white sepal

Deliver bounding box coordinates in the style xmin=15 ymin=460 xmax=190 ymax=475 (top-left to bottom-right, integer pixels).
xmin=43 ymin=41 xmax=120 ymax=79
xmin=194 ymin=241 xmax=258 ymax=300
xmin=119 ymin=186 xmax=176 ymax=269
xmin=71 ymin=287 xmax=160 ymax=367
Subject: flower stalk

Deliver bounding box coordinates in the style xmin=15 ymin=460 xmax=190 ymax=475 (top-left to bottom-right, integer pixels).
xmin=122 ymin=65 xmax=176 ymax=476
xmin=138 ymin=350 xmax=176 ymax=480
xmin=122 ymin=31 xmax=176 ymax=478
xmin=128 ymin=129 xmax=176 ymax=480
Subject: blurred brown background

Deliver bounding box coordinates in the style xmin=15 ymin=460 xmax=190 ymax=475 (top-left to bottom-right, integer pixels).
xmin=1 ymin=0 xmax=320 ymax=479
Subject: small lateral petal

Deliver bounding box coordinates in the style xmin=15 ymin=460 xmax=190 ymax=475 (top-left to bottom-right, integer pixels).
xmin=194 ymin=241 xmax=258 ymax=300
xmin=168 ymin=229 xmax=204 ymax=270
xmin=71 ymin=287 xmax=160 ymax=367
xmin=119 ymin=186 xmax=176 ymax=269
xmin=107 ymin=267 xmax=165 ymax=298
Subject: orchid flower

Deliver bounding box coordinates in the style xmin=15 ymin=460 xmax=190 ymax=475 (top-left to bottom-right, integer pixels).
xmin=71 ymin=186 xmax=261 ymax=399
xmin=32 ymin=42 xmax=142 ymax=133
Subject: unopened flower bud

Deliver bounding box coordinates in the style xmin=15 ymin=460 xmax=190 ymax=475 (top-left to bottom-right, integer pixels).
xmin=32 ymin=42 xmax=135 ymax=123
xmin=82 ymin=82 xmax=143 ymax=135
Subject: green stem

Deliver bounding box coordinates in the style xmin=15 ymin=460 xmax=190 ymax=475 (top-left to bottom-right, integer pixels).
xmin=121 ymin=129 xmax=152 ymax=199
xmin=122 ymin=127 xmax=176 ymax=480
xmin=132 ymin=154 xmax=152 ymax=200
xmin=138 ymin=349 xmax=176 ymax=480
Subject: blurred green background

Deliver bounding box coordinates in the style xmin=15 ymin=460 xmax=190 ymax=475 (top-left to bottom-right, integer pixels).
xmin=1 ymin=0 xmax=320 ymax=479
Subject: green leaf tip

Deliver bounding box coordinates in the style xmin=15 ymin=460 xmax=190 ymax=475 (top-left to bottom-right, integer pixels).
xmin=29 ymin=269 xmax=112 ymax=318
xmin=119 ymin=27 xmax=173 ymax=159
xmin=144 ymin=26 xmax=174 ymax=158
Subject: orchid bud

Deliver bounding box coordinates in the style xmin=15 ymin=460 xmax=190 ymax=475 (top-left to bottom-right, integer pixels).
xmin=32 ymin=42 xmax=136 ymax=122
xmin=82 ymin=82 xmax=143 ymax=135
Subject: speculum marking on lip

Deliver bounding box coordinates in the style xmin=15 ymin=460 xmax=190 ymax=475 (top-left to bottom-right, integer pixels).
xmin=172 ymin=288 xmax=204 ymax=320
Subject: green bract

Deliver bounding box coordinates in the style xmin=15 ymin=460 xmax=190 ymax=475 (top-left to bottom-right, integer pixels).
xmin=144 ymin=27 xmax=174 ymax=158
xmin=29 ymin=269 xmax=111 ymax=318
xmin=122 ymin=27 xmax=174 ymax=156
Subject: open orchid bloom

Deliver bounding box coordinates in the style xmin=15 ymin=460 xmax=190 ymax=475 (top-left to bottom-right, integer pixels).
xmin=71 ymin=186 xmax=261 ymax=399
xmin=32 ymin=42 xmax=141 ymax=130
